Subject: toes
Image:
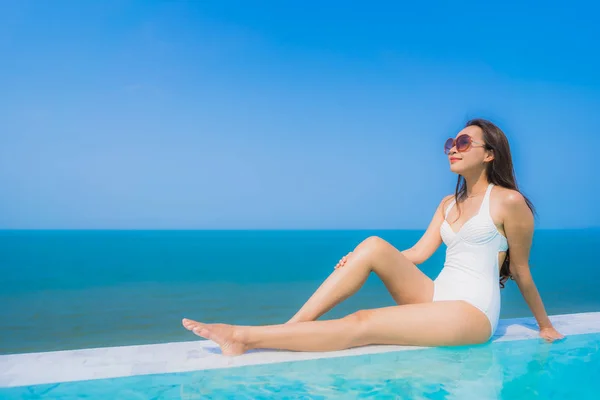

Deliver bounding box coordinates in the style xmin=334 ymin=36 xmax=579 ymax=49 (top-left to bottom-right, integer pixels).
xmin=192 ymin=327 xmax=212 ymax=340
xmin=182 ymin=319 xmax=219 ymax=343
xmin=182 ymin=318 xmax=203 ymax=331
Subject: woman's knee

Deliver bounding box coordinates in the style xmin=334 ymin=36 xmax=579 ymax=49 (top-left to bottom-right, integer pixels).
xmin=357 ymin=236 xmax=404 ymax=264
xmin=358 ymin=236 xmax=389 ymax=253
xmin=351 ymin=309 xmax=374 ymax=324
xmin=342 ymin=309 xmax=374 ymax=345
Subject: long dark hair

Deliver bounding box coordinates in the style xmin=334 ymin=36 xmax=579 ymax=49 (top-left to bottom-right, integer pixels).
xmin=450 ymin=118 xmax=536 ymax=288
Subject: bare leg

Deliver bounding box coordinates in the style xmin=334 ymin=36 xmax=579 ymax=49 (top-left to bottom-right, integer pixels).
xmin=182 ymin=301 xmax=491 ymax=356
xmin=287 ymin=236 xmax=434 ymax=323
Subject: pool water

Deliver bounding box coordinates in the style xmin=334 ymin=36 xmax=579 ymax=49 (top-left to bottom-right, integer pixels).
xmin=3 ymin=333 xmax=599 ymax=399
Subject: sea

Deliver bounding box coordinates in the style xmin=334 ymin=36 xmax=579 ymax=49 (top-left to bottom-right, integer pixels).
xmin=1 ymin=229 xmax=599 ymax=355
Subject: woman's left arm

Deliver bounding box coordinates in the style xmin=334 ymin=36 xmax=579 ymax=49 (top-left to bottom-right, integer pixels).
xmin=503 ymin=192 xmax=565 ymax=342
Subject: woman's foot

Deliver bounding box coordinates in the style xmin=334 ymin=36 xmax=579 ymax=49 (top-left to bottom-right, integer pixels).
xmin=182 ymin=318 xmax=248 ymax=356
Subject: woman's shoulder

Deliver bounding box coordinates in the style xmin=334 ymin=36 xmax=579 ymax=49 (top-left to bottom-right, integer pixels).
xmin=493 ymin=185 xmax=526 ymax=206
xmin=440 ymin=193 xmax=455 ymax=209
xmin=492 ymin=185 xmax=531 ymax=220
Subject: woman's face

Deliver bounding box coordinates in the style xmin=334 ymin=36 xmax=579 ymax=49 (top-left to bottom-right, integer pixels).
xmin=446 ymin=126 xmax=491 ymax=174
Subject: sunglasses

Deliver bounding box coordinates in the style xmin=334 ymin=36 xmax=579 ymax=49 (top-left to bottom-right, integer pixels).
xmin=444 ymin=134 xmax=486 ymax=155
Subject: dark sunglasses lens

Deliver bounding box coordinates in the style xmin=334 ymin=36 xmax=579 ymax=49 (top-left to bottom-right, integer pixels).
xmin=444 ymin=138 xmax=454 ymax=154
xmin=456 ymin=135 xmax=471 ymax=151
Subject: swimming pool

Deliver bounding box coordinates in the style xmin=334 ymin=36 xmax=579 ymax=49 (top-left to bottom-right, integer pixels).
xmin=1 ymin=312 xmax=599 ymax=399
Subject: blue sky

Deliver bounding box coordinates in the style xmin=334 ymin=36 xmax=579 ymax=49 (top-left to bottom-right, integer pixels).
xmin=1 ymin=0 xmax=599 ymax=229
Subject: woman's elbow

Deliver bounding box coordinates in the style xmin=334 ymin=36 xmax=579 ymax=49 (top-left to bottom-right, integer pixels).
xmin=401 ymin=248 xmax=425 ymax=265
xmin=510 ymin=264 xmax=532 ymax=281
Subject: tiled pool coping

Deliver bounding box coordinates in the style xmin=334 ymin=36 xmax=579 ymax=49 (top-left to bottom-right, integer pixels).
xmin=1 ymin=312 xmax=599 ymax=388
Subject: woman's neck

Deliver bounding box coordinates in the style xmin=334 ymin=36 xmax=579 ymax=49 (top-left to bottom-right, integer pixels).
xmin=462 ymin=172 xmax=489 ymax=198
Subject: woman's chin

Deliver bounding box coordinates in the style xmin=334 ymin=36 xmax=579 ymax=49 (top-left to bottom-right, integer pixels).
xmin=449 ymin=164 xmax=462 ymax=174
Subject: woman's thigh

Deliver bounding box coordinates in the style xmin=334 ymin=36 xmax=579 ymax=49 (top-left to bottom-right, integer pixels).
xmin=351 ymin=300 xmax=492 ymax=347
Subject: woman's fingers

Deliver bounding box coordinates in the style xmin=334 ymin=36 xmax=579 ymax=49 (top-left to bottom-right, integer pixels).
xmin=335 ymin=252 xmax=352 ymax=269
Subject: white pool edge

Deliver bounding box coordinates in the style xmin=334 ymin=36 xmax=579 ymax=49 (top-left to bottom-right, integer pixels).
xmin=1 ymin=311 xmax=599 ymax=388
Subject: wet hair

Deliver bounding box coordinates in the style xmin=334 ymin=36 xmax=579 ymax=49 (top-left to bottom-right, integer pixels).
xmin=450 ymin=118 xmax=537 ymax=288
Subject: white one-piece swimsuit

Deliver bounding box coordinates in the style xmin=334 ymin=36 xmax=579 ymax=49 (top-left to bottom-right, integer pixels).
xmin=433 ymin=183 xmax=508 ymax=339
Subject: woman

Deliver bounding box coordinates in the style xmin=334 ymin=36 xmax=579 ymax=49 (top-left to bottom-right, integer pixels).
xmin=182 ymin=118 xmax=565 ymax=356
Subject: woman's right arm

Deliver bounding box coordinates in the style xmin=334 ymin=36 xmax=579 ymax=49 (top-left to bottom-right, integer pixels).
xmin=336 ymin=195 xmax=452 ymax=268
xmin=401 ymin=194 xmax=453 ymax=265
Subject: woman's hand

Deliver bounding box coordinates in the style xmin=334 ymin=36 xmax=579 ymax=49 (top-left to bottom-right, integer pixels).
xmin=539 ymin=325 xmax=565 ymax=343
xmin=334 ymin=252 xmax=352 ymax=269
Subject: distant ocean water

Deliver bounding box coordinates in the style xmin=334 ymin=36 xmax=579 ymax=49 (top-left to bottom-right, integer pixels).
xmin=1 ymin=229 xmax=599 ymax=355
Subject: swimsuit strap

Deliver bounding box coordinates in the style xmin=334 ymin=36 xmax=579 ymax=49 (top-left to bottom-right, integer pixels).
xmin=444 ymin=198 xmax=457 ymax=219
xmin=444 ymin=183 xmax=493 ymax=219
xmin=479 ymin=183 xmax=494 ymax=216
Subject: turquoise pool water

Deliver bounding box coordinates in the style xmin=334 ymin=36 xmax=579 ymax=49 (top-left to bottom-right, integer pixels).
xmin=2 ymin=333 xmax=599 ymax=399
